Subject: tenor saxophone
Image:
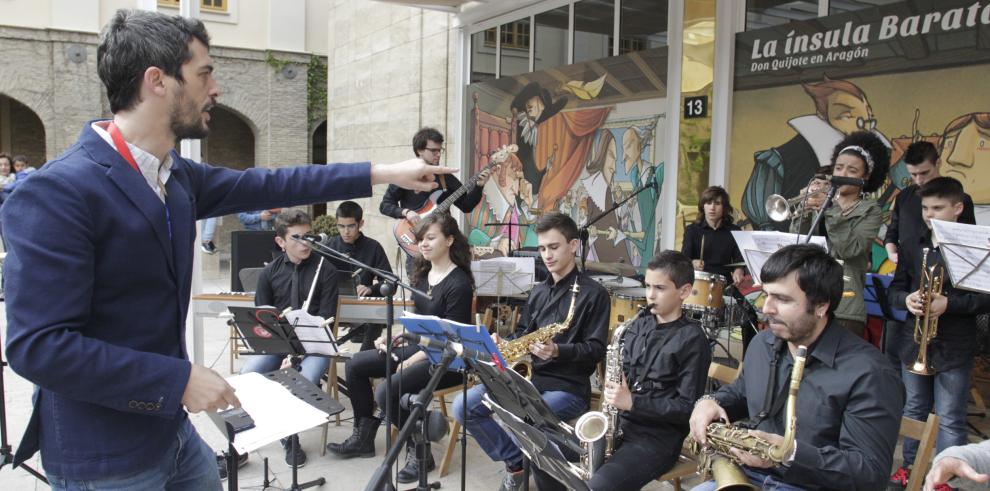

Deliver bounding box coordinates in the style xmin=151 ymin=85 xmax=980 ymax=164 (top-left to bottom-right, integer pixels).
xmin=688 ymin=345 xmax=808 ymax=490
xmin=909 ymin=247 xmax=944 ymax=376
xmin=498 ymin=281 xmax=580 ymax=379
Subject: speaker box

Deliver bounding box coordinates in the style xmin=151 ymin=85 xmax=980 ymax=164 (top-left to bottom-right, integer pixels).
xmin=230 ymin=230 xmax=279 ymax=291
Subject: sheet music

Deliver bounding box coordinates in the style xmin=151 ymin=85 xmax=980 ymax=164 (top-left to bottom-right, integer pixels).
xmin=931 ymin=219 xmax=990 ymax=294
xmin=285 ymin=309 xmax=337 ymax=356
xmin=732 ymin=231 xmax=828 ymax=285
xmin=471 ymin=257 xmax=535 ymax=296
xmin=219 ymin=373 xmax=329 ymax=454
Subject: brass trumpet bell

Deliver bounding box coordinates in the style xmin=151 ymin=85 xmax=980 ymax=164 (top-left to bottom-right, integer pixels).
xmin=765 ymin=194 xmax=796 ymax=222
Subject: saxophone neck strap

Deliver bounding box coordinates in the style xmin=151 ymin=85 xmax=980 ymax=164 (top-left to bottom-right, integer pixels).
xmin=749 ymin=339 xmax=791 ymax=428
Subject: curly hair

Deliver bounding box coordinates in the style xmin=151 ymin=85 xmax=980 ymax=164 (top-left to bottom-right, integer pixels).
xmin=410 ymin=214 xmax=475 ymax=289
xmin=829 ymin=131 xmax=889 ymax=193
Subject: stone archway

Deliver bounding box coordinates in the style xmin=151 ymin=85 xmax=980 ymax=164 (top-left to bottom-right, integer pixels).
xmin=0 ymin=94 xmax=47 ymax=166
xmin=200 ymin=105 xmax=258 ymax=278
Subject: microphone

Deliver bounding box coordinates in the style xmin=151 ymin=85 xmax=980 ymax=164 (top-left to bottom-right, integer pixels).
xmin=400 ymin=332 xmax=490 ymax=363
xmin=292 ymin=233 xmax=329 ymax=243
xmin=815 ymin=174 xmax=865 ymax=188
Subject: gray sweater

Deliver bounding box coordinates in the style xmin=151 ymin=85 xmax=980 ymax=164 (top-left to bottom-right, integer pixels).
xmin=934 ymin=440 xmax=990 ymax=490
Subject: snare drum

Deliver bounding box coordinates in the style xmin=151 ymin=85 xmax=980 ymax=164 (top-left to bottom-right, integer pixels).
xmin=684 ymin=271 xmax=726 ymax=313
xmin=610 ymin=287 xmax=647 ymax=326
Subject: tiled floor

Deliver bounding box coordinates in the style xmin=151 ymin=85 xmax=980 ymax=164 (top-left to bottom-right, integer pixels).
xmin=0 ymin=266 xmax=986 ymax=490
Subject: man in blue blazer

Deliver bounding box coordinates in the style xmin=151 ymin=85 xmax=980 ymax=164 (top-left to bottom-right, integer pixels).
xmin=1 ymin=9 xmax=452 ymax=490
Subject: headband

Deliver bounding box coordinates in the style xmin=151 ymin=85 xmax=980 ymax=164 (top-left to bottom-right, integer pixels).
xmin=839 ymin=145 xmax=874 ymax=175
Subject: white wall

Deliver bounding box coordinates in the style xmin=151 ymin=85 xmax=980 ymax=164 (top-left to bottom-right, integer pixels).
xmin=51 ymin=0 xmax=100 ymax=32
xmin=268 ymin=0 xmax=305 ymax=53
xmin=0 ymin=0 xmax=54 ymax=29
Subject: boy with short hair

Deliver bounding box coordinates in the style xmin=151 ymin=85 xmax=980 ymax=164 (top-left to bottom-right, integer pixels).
xmin=325 ymin=200 xmax=393 ymax=350
xmin=888 ymin=177 xmax=990 ymax=491
xmin=577 ymin=250 xmax=710 ymax=491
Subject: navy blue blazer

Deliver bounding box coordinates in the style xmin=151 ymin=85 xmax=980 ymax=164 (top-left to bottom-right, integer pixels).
xmin=2 ymin=122 xmax=373 ymax=479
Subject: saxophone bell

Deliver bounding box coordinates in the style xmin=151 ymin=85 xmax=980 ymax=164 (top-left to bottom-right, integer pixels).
xmin=574 ymin=410 xmax=608 ymax=479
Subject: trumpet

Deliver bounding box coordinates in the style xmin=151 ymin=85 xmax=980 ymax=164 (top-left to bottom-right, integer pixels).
xmin=909 ymin=247 xmax=944 ymax=375
xmin=764 ymin=194 xmax=814 ymax=222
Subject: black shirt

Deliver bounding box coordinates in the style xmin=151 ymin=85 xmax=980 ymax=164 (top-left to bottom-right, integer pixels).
xmin=410 ymin=267 xmax=474 ymax=324
xmin=325 ymin=233 xmax=392 ymax=296
xmin=681 ymin=220 xmax=743 ymax=282
xmin=713 ymin=323 xmax=903 ymax=491
xmin=379 ymin=174 xmax=484 ymax=219
xmin=255 ymin=253 xmax=339 ymax=319
xmin=512 ymin=268 xmax=611 ymax=402
xmin=619 ymin=314 xmax=710 ymax=437
xmin=888 ymin=232 xmax=990 ymax=372
xmin=884 ymin=184 xmax=976 ymax=247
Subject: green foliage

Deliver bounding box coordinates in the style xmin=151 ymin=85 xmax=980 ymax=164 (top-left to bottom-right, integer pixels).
xmin=307 ymin=55 xmax=328 ymax=126
xmin=312 ymin=214 xmax=339 ymax=237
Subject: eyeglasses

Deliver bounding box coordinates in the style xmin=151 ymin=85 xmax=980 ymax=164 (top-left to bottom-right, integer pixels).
xmin=424 ymin=147 xmax=445 ymax=155
xmin=856 ymin=117 xmax=877 ymax=131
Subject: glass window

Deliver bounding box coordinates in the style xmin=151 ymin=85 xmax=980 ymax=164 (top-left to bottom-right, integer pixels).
xmin=534 ymin=6 xmax=569 ymax=72
xmin=745 ymin=0 xmax=818 ymax=31
xmin=157 ymin=0 xmax=227 ymax=12
xmin=499 ymin=19 xmax=531 ymax=77
xmin=830 ymin=0 xmax=902 ymax=15
xmin=574 ymin=0 xmax=615 ymax=63
xmin=470 ymin=30 xmax=495 ymax=84
xmin=617 ymin=0 xmax=669 ymax=53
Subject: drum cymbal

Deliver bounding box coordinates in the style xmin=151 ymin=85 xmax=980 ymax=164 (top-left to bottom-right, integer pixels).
xmin=584 ymin=261 xmax=638 ymax=277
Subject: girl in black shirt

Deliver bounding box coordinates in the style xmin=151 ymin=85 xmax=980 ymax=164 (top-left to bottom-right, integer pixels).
xmin=681 ymin=185 xmax=745 ymax=284
xmin=327 ymin=213 xmax=473 ymax=483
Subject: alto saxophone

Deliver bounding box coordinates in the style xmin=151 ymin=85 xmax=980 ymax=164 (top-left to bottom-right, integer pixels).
xmin=498 ymin=281 xmax=580 ymax=379
xmin=909 ymin=247 xmax=944 ymax=376
xmin=688 ymin=345 xmax=808 ymax=490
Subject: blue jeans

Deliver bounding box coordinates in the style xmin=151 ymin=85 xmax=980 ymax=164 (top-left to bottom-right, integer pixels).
xmin=692 ymin=467 xmax=807 ymax=491
xmin=200 ymin=217 xmax=217 ymax=243
xmin=47 ymin=418 xmax=221 ymax=490
xmin=901 ymin=359 xmax=972 ymax=466
xmin=452 ymin=384 xmax=587 ymax=469
xmin=240 ymin=354 xmax=330 ymax=387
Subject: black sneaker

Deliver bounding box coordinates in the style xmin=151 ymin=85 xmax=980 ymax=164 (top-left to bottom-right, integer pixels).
xmin=201 ymin=241 xmax=217 ymax=255
xmin=281 ymin=438 xmax=307 ymax=468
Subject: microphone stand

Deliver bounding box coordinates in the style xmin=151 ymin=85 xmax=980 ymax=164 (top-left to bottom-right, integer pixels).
xmin=365 ymin=346 xmax=458 ymax=491
xmin=800 ymin=185 xmax=839 ymax=245
xmin=579 ymin=169 xmax=658 ymax=271
xmin=293 ymin=236 xmax=432 ymax=481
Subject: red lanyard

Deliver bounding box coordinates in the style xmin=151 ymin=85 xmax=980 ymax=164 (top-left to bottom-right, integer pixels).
xmin=107 ymin=122 xmax=141 ymax=173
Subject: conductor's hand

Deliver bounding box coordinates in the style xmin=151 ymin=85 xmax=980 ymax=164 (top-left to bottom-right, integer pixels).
xmin=530 ymin=340 xmax=559 ymax=360
xmin=925 ymin=456 xmax=990 ymax=491
xmin=689 ymin=398 xmax=728 ymax=446
xmin=182 ymin=363 xmax=239 ymax=413
xmin=371 ymin=158 xmax=457 ymax=193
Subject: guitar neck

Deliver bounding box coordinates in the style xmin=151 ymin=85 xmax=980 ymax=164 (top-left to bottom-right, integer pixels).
xmin=434 ymin=178 xmax=473 ymax=215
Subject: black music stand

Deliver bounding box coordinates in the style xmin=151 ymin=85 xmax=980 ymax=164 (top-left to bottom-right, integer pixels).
xmin=225 ymin=308 xmax=345 ymax=491
xmin=468 ymin=359 xmax=588 ymax=491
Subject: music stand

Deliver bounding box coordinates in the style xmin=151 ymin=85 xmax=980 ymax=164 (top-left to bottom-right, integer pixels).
xmin=931 ymin=220 xmax=990 ymax=294
xmin=226 ymin=308 xmax=344 ymax=491
xmin=467 ymin=359 xmax=588 ymax=491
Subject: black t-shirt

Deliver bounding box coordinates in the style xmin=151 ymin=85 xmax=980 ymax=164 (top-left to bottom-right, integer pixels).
xmin=325 ymin=233 xmax=392 ymax=295
xmin=410 ymin=266 xmax=474 ymax=324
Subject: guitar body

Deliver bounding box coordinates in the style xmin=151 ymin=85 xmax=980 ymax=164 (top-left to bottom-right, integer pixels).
xmin=392 ymin=143 xmax=518 ymax=258
xmin=392 ymin=190 xmax=442 ymax=257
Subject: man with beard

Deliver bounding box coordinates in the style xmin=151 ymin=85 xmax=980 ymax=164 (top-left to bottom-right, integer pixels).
xmin=689 ymin=244 xmax=903 ymax=491
xmin=1 ymin=9 xmax=454 ymax=490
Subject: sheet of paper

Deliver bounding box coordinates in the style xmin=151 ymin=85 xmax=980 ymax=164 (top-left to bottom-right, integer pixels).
xmin=220 ymin=372 xmax=329 ymax=454
xmin=732 ymin=231 xmax=827 ymax=284
xmin=932 ymin=220 xmax=990 ymax=294
xmin=286 ymin=310 xmax=337 ymax=356
xmin=471 ymin=257 xmax=535 ymax=296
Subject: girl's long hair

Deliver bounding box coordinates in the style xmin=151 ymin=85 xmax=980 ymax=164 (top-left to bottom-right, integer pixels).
xmin=410 ymin=213 xmax=475 ymax=288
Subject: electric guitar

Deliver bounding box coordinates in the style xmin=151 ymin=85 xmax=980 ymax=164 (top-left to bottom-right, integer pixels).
xmin=393 ymin=144 xmax=517 ymax=257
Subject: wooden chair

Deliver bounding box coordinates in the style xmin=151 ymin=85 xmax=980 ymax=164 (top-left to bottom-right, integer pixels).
xmin=899 ymin=413 xmax=940 ymax=491
xmin=657 ymin=361 xmax=743 ymax=491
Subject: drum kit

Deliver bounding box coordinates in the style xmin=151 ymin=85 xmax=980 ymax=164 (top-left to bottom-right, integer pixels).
xmin=589 ymin=262 xmax=749 ymax=338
